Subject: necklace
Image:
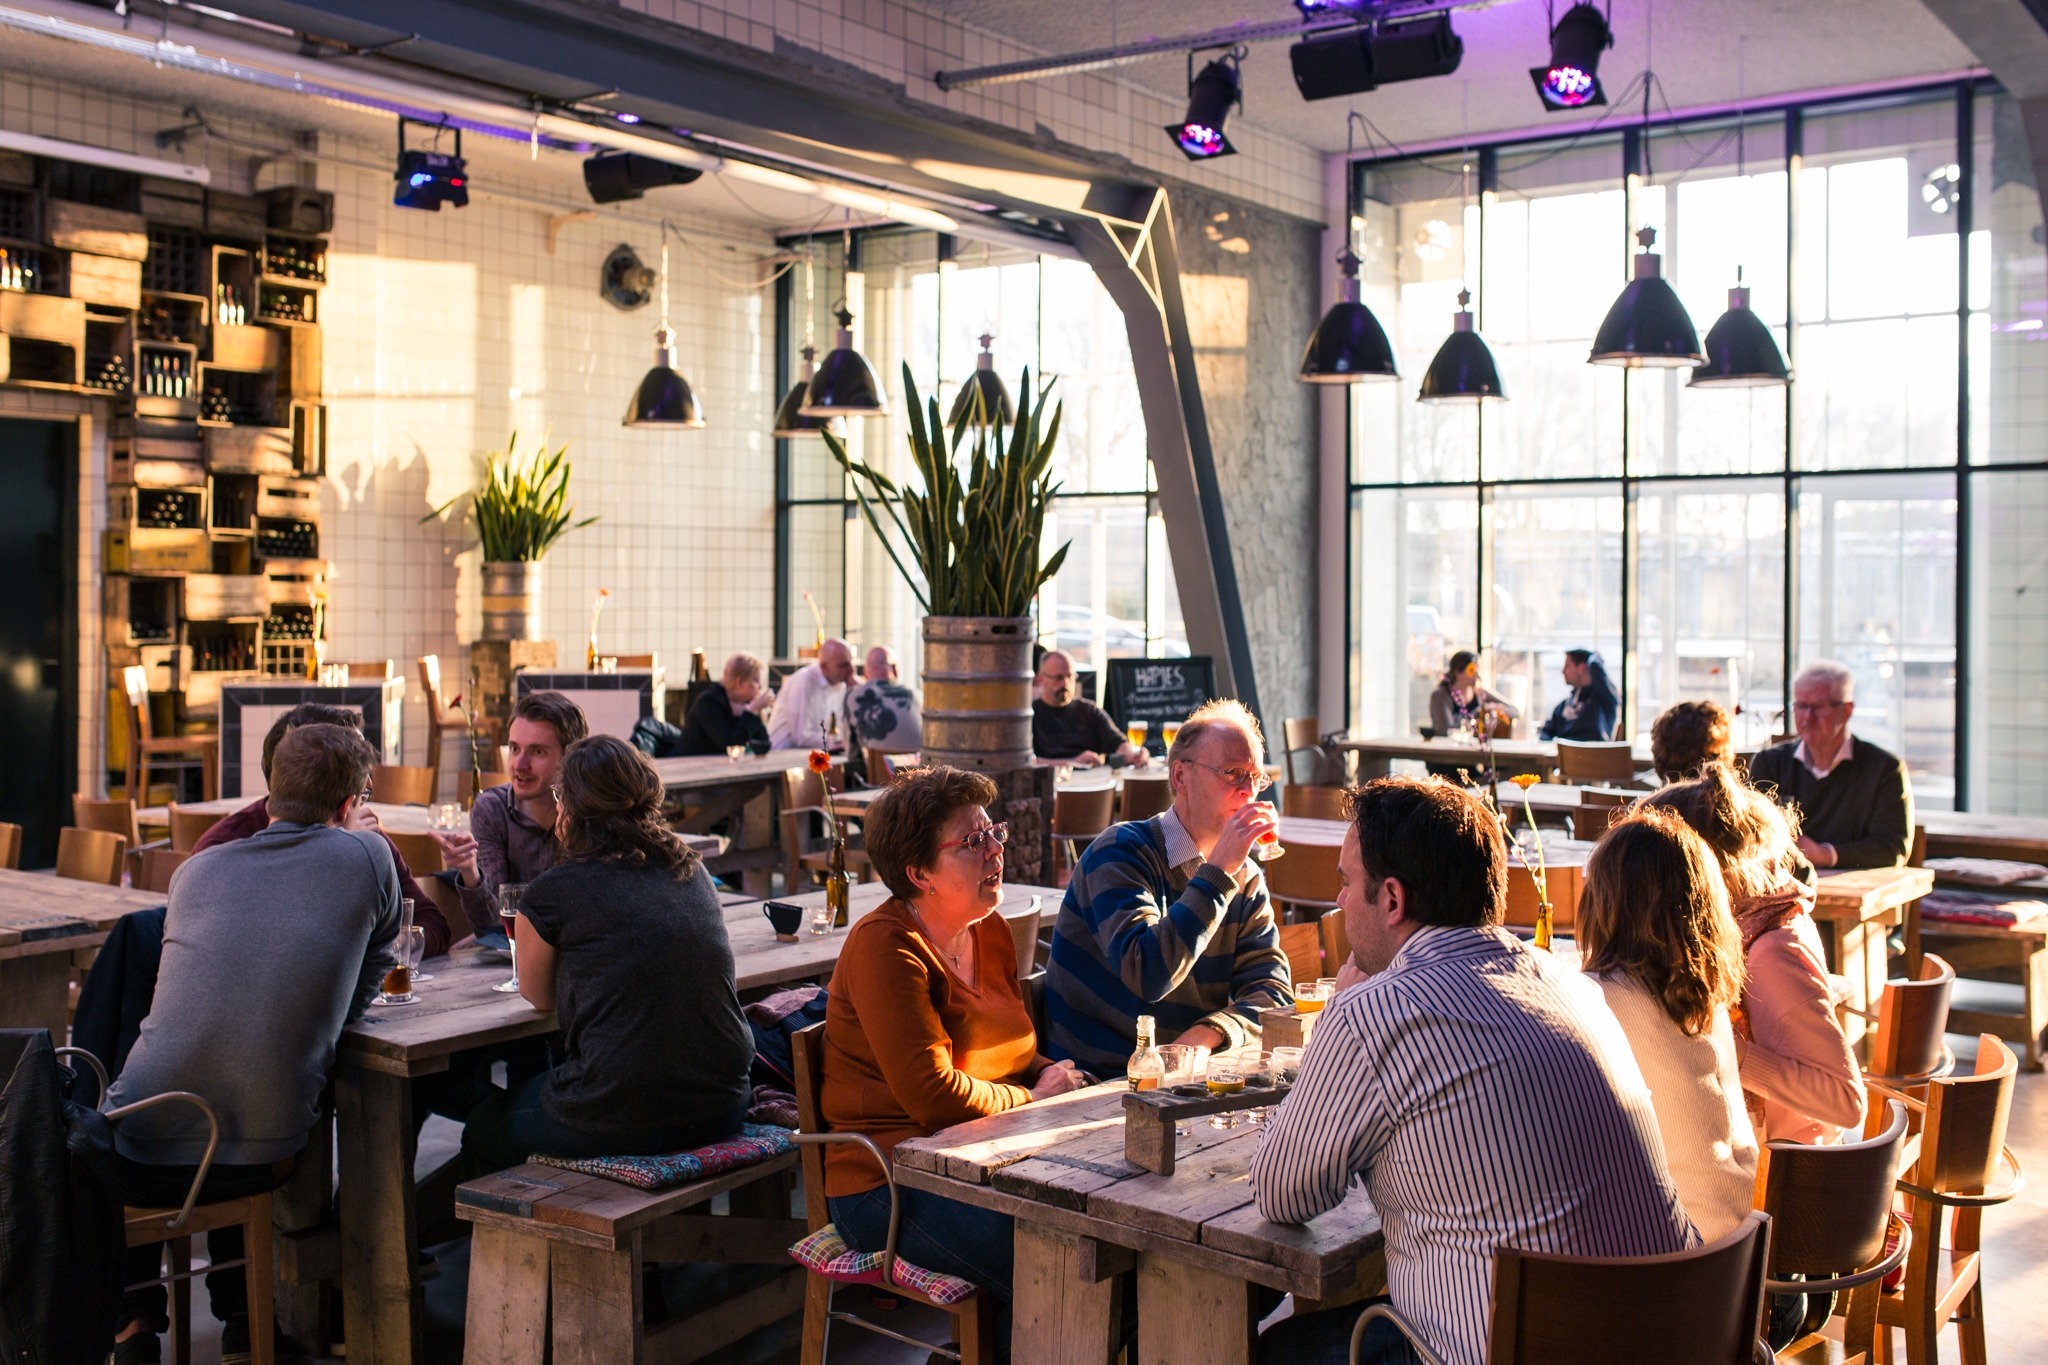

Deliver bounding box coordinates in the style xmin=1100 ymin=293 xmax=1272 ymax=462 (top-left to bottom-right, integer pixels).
xmin=908 ymin=905 xmax=972 ymax=977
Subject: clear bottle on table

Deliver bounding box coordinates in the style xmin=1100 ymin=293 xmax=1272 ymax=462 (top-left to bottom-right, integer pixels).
xmin=1127 ymin=1014 xmax=1164 ymax=1092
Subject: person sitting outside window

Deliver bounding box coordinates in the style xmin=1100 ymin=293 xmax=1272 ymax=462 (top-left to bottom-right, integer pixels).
xmin=1427 ymin=650 xmax=1517 ymax=737
xmin=767 ymin=638 xmax=856 ymax=751
xmin=677 ymin=652 xmax=774 ymax=756
xmin=1538 ymin=647 xmax=1619 ymax=741
xmin=193 ymin=703 xmax=450 ymax=955
xmin=1577 ymin=809 xmax=1759 ymax=1243
xmin=819 ymin=765 xmax=1088 ymax=1307
xmin=462 ymin=736 xmax=756 ymax=1170
xmin=1650 ymin=699 xmax=1738 ymax=784
xmin=1747 ymin=660 xmax=1912 ymax=869
xmin=1044 ymin=699 xmax=1290 ymax=1077
xmin=435 ymin=690 xmax=588 ymax=937
xmin=1250 ymin=775 xmax=1691 ymax=1365
xmin=105 ymin=724 xmax=401 ymax=1365
xmin=1031 ymin=650 xmax=1148 ymax=767
xmin=1645 ymin=764 xmax=1864 ymax=1145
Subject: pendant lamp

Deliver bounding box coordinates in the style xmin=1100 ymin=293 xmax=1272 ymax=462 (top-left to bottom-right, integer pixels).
xmin=1688 ymin=271 xmax=1790 ymax=387
xmin=773 ymin=346 xmax=846 ymax=437
xmin=947 ymin=333 xmax=1014 ymax=428
xmin=1299 ymin=249 xmax=1398 ymax=384
xmin=622 ymin=238 xmax=706 ymax=427
xmin=1589 ymin=226 xmax=1702 ymax=367
xmin=800 ymin=305 xmax=888 ymax=418
xmin=1418 ymin=290 xmax=1506 ymax=402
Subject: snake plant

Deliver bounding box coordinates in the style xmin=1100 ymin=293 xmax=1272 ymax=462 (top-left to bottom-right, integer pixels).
xmin=424 ymin=432 xmax=597 ymax=561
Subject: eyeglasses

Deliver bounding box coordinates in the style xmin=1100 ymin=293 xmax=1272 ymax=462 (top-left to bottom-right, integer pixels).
xmin=1791 ymin=701 xmax=1847 ymax=716
xmin=356 ymin=785 xmax=373 ymax=803
xmin=1177 ymin=757 xmax=1265 ymax=791
xmin=936 ymin=822 xmax=1010 ymax=856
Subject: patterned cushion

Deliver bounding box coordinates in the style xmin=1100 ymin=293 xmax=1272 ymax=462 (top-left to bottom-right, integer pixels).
xmin=1919 ymin=890 xmax=2048 ymax=928
xmin=1924 ymin=857 xmax=2048 ymax=887
xmin=530 ymin=1124 xmax=794 ymax=1191
xmin=788 ymin=1224 xmax=980 ymax=1305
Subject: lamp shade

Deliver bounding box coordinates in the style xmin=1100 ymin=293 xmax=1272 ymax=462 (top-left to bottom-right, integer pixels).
xmin=623 ymin=328 xmax=705 ymax=427
xmin=800 ymin=307 xmax=888 ymax=418
xmin=1300 ymin=250 xmax=1398 ymax=384
xmin=1589 ymin=229 xmax=1702 ymax=368
xmin=774 ymin=347 xmax=846 ymax=437
xmin=1418 ymin=291 xmax=1505 ymax=402
xmin=947 ymin=334 xmax=1014 ymax=428
xmin=1688 ymin=285 xmax=1790 ymax=388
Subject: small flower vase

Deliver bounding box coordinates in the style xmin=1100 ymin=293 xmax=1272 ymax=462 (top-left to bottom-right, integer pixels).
xmin=827 ymin=835 xmax=852 ymax=928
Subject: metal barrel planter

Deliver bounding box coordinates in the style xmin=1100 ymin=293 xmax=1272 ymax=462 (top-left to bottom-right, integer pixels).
xmin=921 ymin=615 xmax=1034 ymax=770
xmin=480 ymin=560 xmax=544 ymax=641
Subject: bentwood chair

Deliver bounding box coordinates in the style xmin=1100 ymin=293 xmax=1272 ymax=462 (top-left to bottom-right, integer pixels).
xmin=1352 ymin=1213 xmax=1773 ymax=1365
xmin=370 ymin=764 xmax=436 ymax=807
xmin=1572 ymin=788 xmax=1632 ymax=841
xmin=120 ymin=666 xmax=218 ymax=803
xmin=1553 ymin=739 xmax=1638 ymax=789
xmin=612 ymin=653 xmax=658 ymax=668
xmin=1866 ymin=1035 xmax=2024 ymax=1365
xmin=74 ymin=795 xmax=143 ymax=850
xmin=1282 ymin=783 xmax=1349 ymax=821
xmin=416 ymin=654 xmax=470 ymax=795
xmin=1282 ymin=716 xmax=1325 ymax=786
xmin=1859 ymin=955 xmax=1957 ymax=1095
xmin=166 ymin=803 xmax=225 ymax=853
xmin=1320 ymin=909 xmax=1353 ymax=980
xmin=1264 ymin=840 xmax=1342 ymax=920
xmin=341 ymin=659 xmax=394 ymax=681
xmin=1120 ymin=774 xmax=1172 ymax=823
xmin=135 ymin=848 xmax=193 ymax=894
xmin=779 ymin=768 xmax=871 ymax=893
xmin=0 ymin=820 xmax=18 ymax=869
xmin=789 ymin=1023 xmax=997 ymax=1365
xmin=1051 ymin=785 xmax=1115 ymax=879
xmin=57 ymin=827 xmax=127 ymax=885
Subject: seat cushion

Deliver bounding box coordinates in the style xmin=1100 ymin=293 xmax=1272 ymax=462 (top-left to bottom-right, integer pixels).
xmin=1920 ymin=890 xmax=2047 ymax=928
xmin=529 ymin=1122 xmax=793 ymax=1191
xmin=788 ymin=1224 xmax=979 ymax=1304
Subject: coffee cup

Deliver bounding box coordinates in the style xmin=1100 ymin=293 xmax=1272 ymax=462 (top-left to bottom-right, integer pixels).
xmin=764 ymin=901 xmax=803 ymax=941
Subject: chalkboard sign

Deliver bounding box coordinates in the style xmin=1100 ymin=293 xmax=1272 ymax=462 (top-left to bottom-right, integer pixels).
xmin=1104 ymin=657 xmax=1216 ymax=754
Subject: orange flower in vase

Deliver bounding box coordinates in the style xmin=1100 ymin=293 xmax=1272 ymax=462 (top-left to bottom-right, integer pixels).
xmin=808 ymin=750 xmax=841 ymax=841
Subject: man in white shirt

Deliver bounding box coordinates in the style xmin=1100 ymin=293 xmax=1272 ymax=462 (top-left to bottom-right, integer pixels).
xmin=1251 ymin=776 xmax=1692 ymax=1365
xmin=767 ymin=637 xmax=856 ymax=751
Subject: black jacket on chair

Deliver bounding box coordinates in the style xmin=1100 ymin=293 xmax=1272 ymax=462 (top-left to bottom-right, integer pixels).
xmin=0 ymin=1029 xmax=125 ymax=1365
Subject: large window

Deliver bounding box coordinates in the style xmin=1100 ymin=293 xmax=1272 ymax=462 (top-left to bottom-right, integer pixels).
xmin=1351 ymin=81 xmax=2048 ymax=812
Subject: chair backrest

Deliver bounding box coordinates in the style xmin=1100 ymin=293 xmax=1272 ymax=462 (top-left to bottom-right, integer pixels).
xmin=791 ymin=1022 xmax=832 ymax=1230
xmin=1580 ymin=787 xmax=1631 ymax=808
xmin=1120 ymin=775 xmax=1172 ymax=822
xmin=781 ymin=765 xmax=841 ymax=812
xmin=0 ymin=821 xmax=19 ymax=870
xmin=73 ymin=795 xmax=141 ymax=848
xmin=1763 ymin=1099 xmax=1908 ymax=1276
xmin=417 ymin=654 xmax=446 ymax=712
xmin=166 ymin=803 xmax=225 ymax=854
xmin=1318 ymin=909 xmax=1352 ymax=978
xmin=1488 ymin=1211 xmax=1770 ymax=1365
xmin=1051 ymin=786 xmax=1116 ymax=840
xmin=1282 ymin=716 xmax=1320 ymax=754
xmin=865 ymin=749 xmax=918 ymax=786
xmin=57 ymin=827 xmax=126 ymax=885
xmin=1868 ymin=953 xmax=1955 ymax=1083
xmin=1264 ymin=840 xmax=1342 ymax=909
xmin=370 ymin=764 xmax=436 ymax=807
xmin=1006 ymin=906 xmax=1039 ymax=978
xmin=121 ymin=665 xmax=154 ymax=743
xmin=338 ymin=660 xmax=392 ymax=681
xmin=613 ymin=653 xmax=657 ymax=668
xmin=1277 ymin=920 xmax=1323 ymax=981
xmin=1919 ymin=1034 xmax=2018 ymax=1199
xmin=1554 ymin=740 xmax=1637 ymax=784
xmin=135 ymin=847 xmax=192 ymax=894
xmin=385 ymin=829 xmax=444 ymax=876
xmin=1907 ymin=823 xmax=1926 ymax=867
xmin=1281 ymin=784 xmax=1349 ymax=820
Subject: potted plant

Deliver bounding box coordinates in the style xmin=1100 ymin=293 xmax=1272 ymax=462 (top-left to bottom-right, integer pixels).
xmin=426 ymin=432 xmax=596 ymax=641
xmin=827 ymin=366 xmax=1067 ymax=769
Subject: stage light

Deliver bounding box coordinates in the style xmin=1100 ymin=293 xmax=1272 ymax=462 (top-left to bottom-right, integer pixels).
xmin=1291 ymin=13 xmax=1463 ymax=102
xmin=1531 ymin=3 xmax=1613 ymax=112
xmin=1589 ymin=226 xmax=1703 ymax=367
xmin=1299 ymin=249 xmax=1398 ymax=383
xmin=583 ymin=150 xmax=704 ymax=204
xmin=393 ymin=119 xmax=467 ymax=211
xmin=1168 ymin=56 xmax=1242 ymax=161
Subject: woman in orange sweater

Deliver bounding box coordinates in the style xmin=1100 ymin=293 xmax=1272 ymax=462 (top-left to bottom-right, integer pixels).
xmin=821 ymin=766 xmax=1088 ymax=1302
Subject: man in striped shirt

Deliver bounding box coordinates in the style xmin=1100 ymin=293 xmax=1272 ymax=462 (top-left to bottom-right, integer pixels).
xmin=1251 ymin=777 xmax=1694 ymax=1365
xmin=1045 ymin=699 xmax=1292 ymax=1077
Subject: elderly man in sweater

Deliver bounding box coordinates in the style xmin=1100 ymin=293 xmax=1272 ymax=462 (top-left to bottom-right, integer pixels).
xmin=1748 ymin=660 xmax=1912 ymax=870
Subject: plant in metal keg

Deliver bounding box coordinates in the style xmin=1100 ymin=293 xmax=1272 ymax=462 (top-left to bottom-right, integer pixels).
xmin=423 ymin=431 xmax=598 ymax=561
xmin=825 ymin=364 xmax=1069 ymax=618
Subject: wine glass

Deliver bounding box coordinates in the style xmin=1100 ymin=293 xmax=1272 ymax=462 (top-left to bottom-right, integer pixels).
xmin=492 ymin=883 xmax=528 ymax=993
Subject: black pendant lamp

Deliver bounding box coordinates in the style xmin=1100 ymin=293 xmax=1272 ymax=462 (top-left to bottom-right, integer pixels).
xmin=1418 ymin=290 xmax=1506 ymax=402
xmin=1688 ymin=270 xmax=1790 ymax=388
xmin=1300 ymin=249 xmax=1398 ymax=384
xmin=947 ymin=333 xmax=1014 ymax=428
xmin=1589 ymin=226 xmax=1703 ymax=368
xmin=800 ymin=305 xmax=888 ymax=418
xmin=622 ymin=239 xmax=706 ymax=428
xmin=773 ymin=346 xmax=846 ymax=437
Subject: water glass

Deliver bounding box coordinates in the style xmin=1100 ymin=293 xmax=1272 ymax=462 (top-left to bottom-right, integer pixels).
xmin=376 ymin=897 xmax=421 ymax=1006
xmin=432 ymin=802 xmax=463 ymax=832
xmin=808 ymin=899 xmax=833 ymax=935
xmin=493 ymin=883 xmax=528 ymax=993
xmin=1155 ymin=1044 xmax=1209 ymax=1087
xmin=399 ymin=898 xmax=434 ymax=981
xmin=1241 ymin=1050 xmax=1279 ymax=1125
xmin=1270 ymin=1046 xmax=1304 ymax=1085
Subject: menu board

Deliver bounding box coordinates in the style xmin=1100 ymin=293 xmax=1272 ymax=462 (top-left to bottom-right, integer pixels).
xmin=1105 ymin=657 xmax=1216 ymax=753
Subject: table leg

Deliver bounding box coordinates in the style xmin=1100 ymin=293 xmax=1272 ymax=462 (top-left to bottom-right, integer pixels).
xmin=1011 ymin=1222 xmax=1123 ymax=1365
xmin=0 ymin=955 xmax=73 ymax=1038
xmin=1135 ymin=1252 xmax=1254 ymax=1365
xmin=1354 ymin=753 xmax=1393 ymax=779
xmin=273 ymin=1109 xmax=334 ymax=1352
xmin=741 ymin=785 xmax=774 ymax=900
xmin=1826 ymin=918 xmax=1889 ymax=1050
xmin=337 ymin=1064 xmax=419 ymax=1365
xmin=463 ymin=1226 xmax=550 ymax=1365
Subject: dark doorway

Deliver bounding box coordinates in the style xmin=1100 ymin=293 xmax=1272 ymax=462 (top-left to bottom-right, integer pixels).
xmin=0 ymin=419 xmax=77 ymax=868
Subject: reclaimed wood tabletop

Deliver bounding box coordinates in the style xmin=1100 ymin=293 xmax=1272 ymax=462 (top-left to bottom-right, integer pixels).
xmin=0 ymin=869 xmax=163 ymax=1035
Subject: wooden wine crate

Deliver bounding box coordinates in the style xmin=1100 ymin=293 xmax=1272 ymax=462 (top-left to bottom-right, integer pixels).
xmin=44 ymin=200 xmax=148 ymax=260
xmin=105 ymin=527 xmax=211 ymax=575
xmin=0 ymin=292 xmax=83 ymax=387
xmin=211 ymin=323 xmax=281 ymax=372
xmin=103 ymin=575 xmax=180 ymax=647
xmin=140 ymin=177 xmax=206 ymax=229
xmin=263 ymin=557 xmax=327 ymax=606
xmin=182 ymin=573 xmax=269 ymax=620
xmin=203 ymin=423 xmax=293 ymax=474
xmin=256 ymin=475 xmax=320 ymax=522
xmin=69 ymin=252 xmax=143 ymax=309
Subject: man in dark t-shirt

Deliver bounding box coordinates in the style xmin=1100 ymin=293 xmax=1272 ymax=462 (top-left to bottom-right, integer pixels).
xmin=1032 ymin=650 xmax=1151 ymax=767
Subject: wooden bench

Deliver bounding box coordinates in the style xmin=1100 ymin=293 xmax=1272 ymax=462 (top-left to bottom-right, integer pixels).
xmin=1917 ymin=914 xmax=2048 ymax=1071
xmin=455 ymin=1152 xmax=806 ymax=1365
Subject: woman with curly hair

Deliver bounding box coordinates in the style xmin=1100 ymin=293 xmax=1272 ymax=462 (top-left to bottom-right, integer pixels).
xmin=1649 ymin=699 xmax=1737 ymax=783
xmin=462 ymin=735 xmax=754 ymax=1171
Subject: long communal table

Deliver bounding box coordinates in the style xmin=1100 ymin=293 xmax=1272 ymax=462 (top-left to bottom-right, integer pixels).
xmin=894 ymin=1083 xmax=1384 ymax=1365
xmin=651 ymin=750 xmax=838 ymax=897
xmin=0 ymin=869 xmax=163 ymax=1038
xmin=1812 ymin=865 xmax=1936 ymax=1046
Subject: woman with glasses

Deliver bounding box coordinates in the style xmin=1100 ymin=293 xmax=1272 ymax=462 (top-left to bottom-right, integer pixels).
xmin=819 ymin=765 xmax=1089 ymax=1311
xmin=459 ymin=735 xmax=755 ymax=1174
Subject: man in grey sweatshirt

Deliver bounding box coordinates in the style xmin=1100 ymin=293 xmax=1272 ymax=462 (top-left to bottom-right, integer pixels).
xmin=106 ymin=723 xmax=399 ymax=1364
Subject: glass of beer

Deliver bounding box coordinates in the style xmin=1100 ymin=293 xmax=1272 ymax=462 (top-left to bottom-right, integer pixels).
xmin=401 ymin=898 xmax=434 ymax=982
xmin=493 ymin=883 xmax=528 ymax=993
xmin=1295 ymin=981 xmax=1332 ymax=1013
xmin=1206 ymin=1058 xmax=1247 ymax=1128
xmin=1126 ymin=719 xmax=1148 ymax=752
xmin=1252 ymin=800 xmax=1285 ymax=862
xmin=377 ymin=925 xmax=421 ymax=1005
xmin=1161 ymin=720 xmax=1182 ymax=751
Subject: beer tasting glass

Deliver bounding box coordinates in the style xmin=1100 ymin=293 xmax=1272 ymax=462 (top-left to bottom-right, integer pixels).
xmin=1295 ymin=980 xmax=1333 ymax=1013
xmin=432 ymin=802 xmax=462 ymax=832
xmin=1252 ymin=800 xmax=1285 ymax=862
xmin=1126 ymin=719 xmax=1148 ymax=752
xmin=493 ymin=883 xmax=528 ymax=992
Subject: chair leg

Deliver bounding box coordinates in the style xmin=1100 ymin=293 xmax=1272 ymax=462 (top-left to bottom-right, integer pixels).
xmin=1957 ymin=1278 xmax=1987 ymax=1365
xmin=799 ymin=1272 xmax=833 ymax=1365
xmin=169 ymin=1237 xmax=192 ymax=1365
xmin=246 ymin=1193 xmax=275 ymax=1365
xmin=955 ymin=1292 xmax=999 ymax=1365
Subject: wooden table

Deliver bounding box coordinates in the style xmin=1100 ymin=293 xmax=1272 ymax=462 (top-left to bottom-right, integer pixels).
xmin=1919 ymin=812 xmax=2048 ymax=863
xmin=1812 ymin=865 xmax=1935 ymax=1045
xmin=140 ymin=798 xmax=721 ymax=857
xmin=0 ymin=869 xmax=163 ymax=1037
xmin=652 ymin=750 xmax=835 ymax=897
xmin=1333 ymin=735 xmax=1656 ymax=782
xmin=894 ymin=1082 xmax=1384 ymax=1364
xmin=725 ymin=880 xmax=1060 ymax=990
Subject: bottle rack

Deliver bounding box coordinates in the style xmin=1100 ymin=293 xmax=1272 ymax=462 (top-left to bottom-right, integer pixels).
xmin=256 ymin=281 xmax=316 ymax=325
xmin=185 ymin=619 xmax=261 ymax=674
xmin=136 ymin=292 xmax=207 ymax=346
xmin=208 ymin=471 xmax=257 ymax=534
xmin=112 ymin=485 xmax=208 ymax=533
xmin=262 ymin=602 xmax=317 ymax=640
xmin=104 ymin=575 xmax=178 ymax=646
xmin=261 ymin=232 xmax=325 ymax=284
xmin=196 ymin=362 xmax=277 ymax=428
xmin=143 ymin=227 xmax=206 ymax=297
xmin=134 ymin=342 xmax=197 ymax=399
xmin=256 ymin=517 xmax=318 ymax=560
xmin=84 ymin=314 xmax=130 ymax=393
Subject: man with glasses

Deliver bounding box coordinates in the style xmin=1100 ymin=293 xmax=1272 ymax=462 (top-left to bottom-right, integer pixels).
xmin=1033 ymin=649 xmax=1150 ymax=768
xmin=1748 ymin=660 xmax=1912 ymax=869
xmin=1044 ymin=699 xmax=1290 ymax=1077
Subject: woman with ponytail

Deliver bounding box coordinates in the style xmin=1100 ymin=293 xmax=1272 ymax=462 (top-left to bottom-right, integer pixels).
xmin=1644 ymin=764 xmax=1863 ymax=1145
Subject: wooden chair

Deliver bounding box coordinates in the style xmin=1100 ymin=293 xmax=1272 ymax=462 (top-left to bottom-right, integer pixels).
xmin=120 ymin=665 xmax=218 ymax=802
xmin=1553 ymin=739 xmax=1637 ymax=788
xmin=1866 ymin=1035 xmax=2024 ymax=1365
xmin=57 ymin=827 xmax=126 ymax=885
xmin=1572 ymin=788 xmax=1631 ymax=841
xmin=1278 ymin=920 xmax=1325 ymax=981
xmin=1282 ymin=716 xmax=1325 ymax=786
xmin=74 ymin=794 xmax=144 ymax=850
xmin=613 ymin=653 xmax=658 ymax=668
xmin=1265 ymin=840 xmax=1342 ymax=919
xmin=1282 ymin=784 xmax=1349 ymax=821
xmin=864 ymin=749 xmax=917 ymax=786
xmin=1859 ymin=955 xmax=1956 ymax=1092
xmin=341 ymin=659 xmax=394 ymax=680
xmin=1354 ymin=1212 xmax=1772 ymax=1365
xmin=1120 ymin=774 xmax=1172 ymax=823
xmin=381 ymin=830 xmax=467 ymax=935
xmin=416 ymin=654 xmax=470 ymax=793
xmin=370 ymin=764 xmax=436 ymax=807
xmin=135 ymin=847 xmax=193 ymax=894
xmin=166 ymin=803 xmax=225 ymax=854
xmin=1320 ymin=908 xmax=1352 ymax=979
xmin=1006 ymin=900 xmax=1043 ymax=978
xmin=0 ymin=821 xmax=18 ymax=869
xmin=459 ymin=769 xmax=511 ymax=806
xmin=1051 ymin=785 xmax=1116 ymax=876
xmin=790 ymin=1022 xmax=997 ymax=1365
xmin=1763 ymin=1099 xmax=1913 ymax=1364
xmin=780 ymin=768 xmax=872 ymax=893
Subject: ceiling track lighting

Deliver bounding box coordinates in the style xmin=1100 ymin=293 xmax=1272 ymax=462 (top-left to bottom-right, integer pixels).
xmin=1299 ymin=248 xmax=1399 ymax=384
xmin=1590 ymin=226 xmax=1703 ymax=368
xmin=393 ymin=118 xmax=467 ymax=211
xmin=624 ymin=232 xmax=706 ymax=428
xmin=1419 ymin=290 xmax=1506 ymax=402
xmin=1168 ymin=50 xmax=1244 ymax=161
xmin=1689 ymin=271 xmax=1790 ymax=388
xmin=947 ymin=333 xmax=1015 ymax=429
xmin=1531 ymin=2 xmax=1614 ymax=112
